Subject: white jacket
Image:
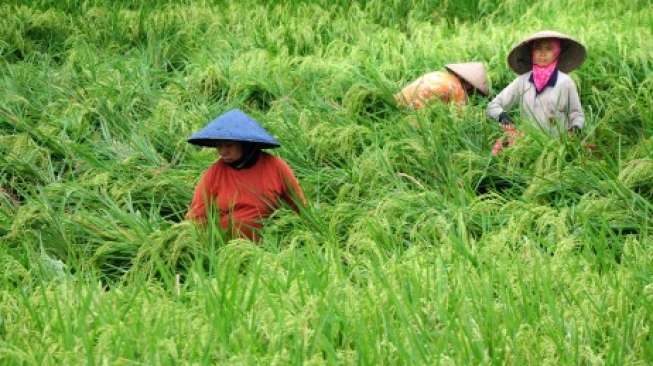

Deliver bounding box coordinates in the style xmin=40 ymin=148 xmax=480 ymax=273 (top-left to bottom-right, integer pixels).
xmin=487 ymin=71 xmax=585 ymax=136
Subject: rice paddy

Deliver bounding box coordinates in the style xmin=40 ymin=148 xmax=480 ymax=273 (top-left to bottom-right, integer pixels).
xmin=1 ymin=0 xmax=652 ymax=364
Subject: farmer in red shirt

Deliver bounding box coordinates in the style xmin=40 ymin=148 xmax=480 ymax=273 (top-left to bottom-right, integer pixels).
xmin=186 ymin=109 xmax=306 ymax=240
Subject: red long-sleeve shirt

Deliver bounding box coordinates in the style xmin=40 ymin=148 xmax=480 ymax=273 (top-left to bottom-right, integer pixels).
xmin=186 ymin=152 xmax=306 ymax=240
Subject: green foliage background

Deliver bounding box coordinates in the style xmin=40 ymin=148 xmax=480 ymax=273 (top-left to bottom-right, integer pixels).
xmin=1 ymin=0 xmax=652 ymax=364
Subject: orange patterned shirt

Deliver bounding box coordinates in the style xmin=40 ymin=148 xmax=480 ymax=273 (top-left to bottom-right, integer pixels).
xmin=395 ymin=71 xmax=467 ymax=109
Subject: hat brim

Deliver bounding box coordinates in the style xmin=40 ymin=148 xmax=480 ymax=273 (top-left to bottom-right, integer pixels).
xmin=507 ymin=31 xmax=586 ymax=74
xmin=187 ymin=138 xmax=280 ymax=149
xmin=444 ymin=64 xmax=489 ymax=96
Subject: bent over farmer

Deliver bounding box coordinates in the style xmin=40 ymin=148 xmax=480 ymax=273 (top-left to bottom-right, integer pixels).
xmin=487 ymin=30 xmax=586 ymax=155
xmin=186 ymin=109 xmax=306 ymax=240
xmin=395 ymin=62 xmax=490 ymax=109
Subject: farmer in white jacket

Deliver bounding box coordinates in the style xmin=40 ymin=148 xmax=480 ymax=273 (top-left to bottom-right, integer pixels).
xmin=487 ymin=30 xmax=586 ymax=155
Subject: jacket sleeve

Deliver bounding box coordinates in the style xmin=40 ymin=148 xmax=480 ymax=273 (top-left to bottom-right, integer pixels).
xmin=487 ymin=77 xmax=522 ymax=123
xmin=566 ymin=79 xmax=585 ymax=129
xmin=277 ymin=159 xmax=307 ymax=212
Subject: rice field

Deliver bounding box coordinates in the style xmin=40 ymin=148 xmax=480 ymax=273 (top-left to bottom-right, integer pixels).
xmin=1 ymin=0 xmax=652 ymax=364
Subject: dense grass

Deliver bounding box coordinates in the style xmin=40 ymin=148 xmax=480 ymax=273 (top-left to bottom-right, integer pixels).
xmin=1 ymin=0 xmax=653 ymax=364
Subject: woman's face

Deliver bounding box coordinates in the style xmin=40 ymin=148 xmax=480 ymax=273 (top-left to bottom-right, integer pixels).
xmin=216 ymin=141 xmax=243 ymax=163
xmin=532 ymin=39 xmax=558 ymax=67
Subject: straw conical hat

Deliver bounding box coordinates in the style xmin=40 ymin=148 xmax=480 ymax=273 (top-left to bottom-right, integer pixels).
xmin=188 ymin=109 xmax=280 ymax=148
xmin=444 ymin=62 xmax=489 ymax=96
xmin=508 ymin=30 xmax=586 ymax=74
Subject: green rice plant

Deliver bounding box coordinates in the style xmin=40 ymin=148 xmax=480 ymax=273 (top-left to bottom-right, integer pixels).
xmin=1 ymin=0 xmax=652 ymax=364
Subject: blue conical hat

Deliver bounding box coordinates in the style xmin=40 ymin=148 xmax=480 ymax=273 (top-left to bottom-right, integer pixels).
xmin=188 ymin=109 xmax=280 ymax=148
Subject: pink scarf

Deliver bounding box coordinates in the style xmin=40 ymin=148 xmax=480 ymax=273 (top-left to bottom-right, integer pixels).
xmin=532 ymin=39 xmax=561 ymax=92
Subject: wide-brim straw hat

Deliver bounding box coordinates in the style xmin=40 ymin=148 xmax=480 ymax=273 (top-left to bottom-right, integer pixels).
xmin=444 ymin=62 xmax=489 ymax=96
xmin=188 ymin=109 xmax=280 ymax=148
xmin=508 ymin=30 xmax=586 ymax=74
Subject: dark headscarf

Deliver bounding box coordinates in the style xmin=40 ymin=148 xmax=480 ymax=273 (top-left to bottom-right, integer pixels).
xmin=227 ymin=142 xmax=261 ymax=170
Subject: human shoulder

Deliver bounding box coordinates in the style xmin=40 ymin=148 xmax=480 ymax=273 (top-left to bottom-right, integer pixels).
xmin=556 ymin=71 xmax=576 ymax=87
xmin=260 ymin=153 xmax=296 ymax=177
xmin=193 ymin=159 xmax=224 ymax=187
xmin=515 ymin=72 xmax=532 ymax=83
xmin=261 ymin=152 xmax=290 ymax=169
xmin=202 ymin=159 xmax=225 ymax=177
xmin=496 ymin=73 xmax=530 ymax=93
xmin=498 ymin=73 xmax=530 ymax=90
xmin=419 ymin=71 xmax=449 ymax=84
xmin=254 ymin=152 xmax=277 ymax=166
xmin=422 ymin=70 xmax=447 ymax=79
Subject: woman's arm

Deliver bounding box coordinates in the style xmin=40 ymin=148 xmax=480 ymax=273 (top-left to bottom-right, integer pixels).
xmin=487 ymin=77 xmax=522 ymax=124
xmin=566 ymin=80 xmax=585 ymax=130
xmin=186 ymin=167 xmax=215 ymax=222
xmin=277 ymin=159 xmax=307 ymax=212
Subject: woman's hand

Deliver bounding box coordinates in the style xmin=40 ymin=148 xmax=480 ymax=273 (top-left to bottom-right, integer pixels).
xmin=491 ymin=137 xmax=506 ymax=156
xmin=567 ymin=126 xmax=580 ymax=138
xmin=567 ymin=127 xmax=596 ymax=151
xmin=492 ymin=124 xmax=522 ymax=156
xmin=502 ymin=123 xmax=522 ymax=146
